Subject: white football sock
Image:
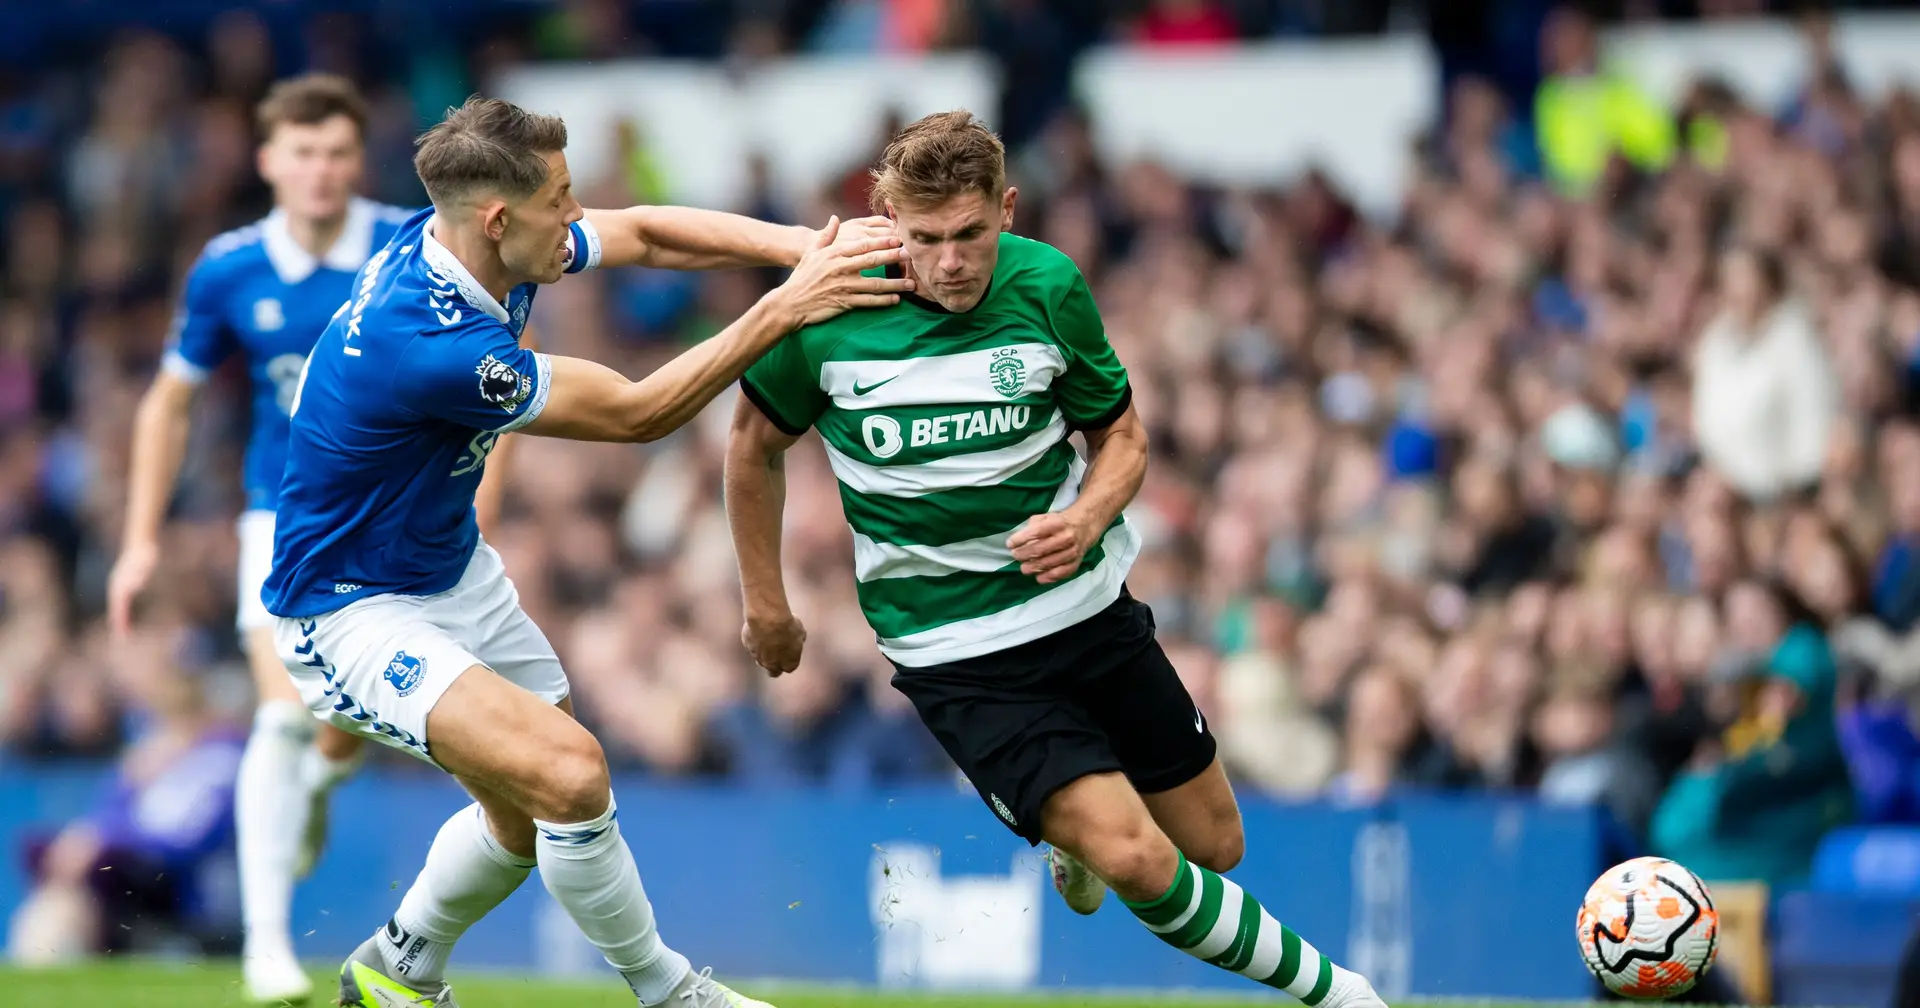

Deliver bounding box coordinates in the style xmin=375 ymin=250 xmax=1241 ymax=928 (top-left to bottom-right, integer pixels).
xmin=380 ymin=803 xmax=533 ymax=985
xmin=299 ymin=743 xmax=362 ymax=794
xmin=534 ymin=796 xmax=690 ymax=1005
xmin=237 ymin=700 xmax=314 ymax=960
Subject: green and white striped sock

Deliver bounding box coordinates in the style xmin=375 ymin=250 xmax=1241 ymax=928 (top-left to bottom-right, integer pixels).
xmin=1122 ymin=852 xmax=1336 ymax=1005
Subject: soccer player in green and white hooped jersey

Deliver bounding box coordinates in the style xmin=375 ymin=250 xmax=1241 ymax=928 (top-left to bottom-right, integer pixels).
xmin=725 ymin=110 xmax=1388 ymax=1008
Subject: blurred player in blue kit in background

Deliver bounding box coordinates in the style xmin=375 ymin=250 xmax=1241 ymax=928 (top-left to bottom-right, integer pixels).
xmin=105 ymin=73 xmax=415 ymax=1005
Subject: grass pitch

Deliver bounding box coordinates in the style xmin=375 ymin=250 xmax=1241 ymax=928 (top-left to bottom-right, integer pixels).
xmin=0 ymin=960 xmax=1549 ymax=1008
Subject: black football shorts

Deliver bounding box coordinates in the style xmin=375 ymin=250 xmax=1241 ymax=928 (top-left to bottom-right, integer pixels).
xmin=889 ymin=591 xmax=1218 ymax=844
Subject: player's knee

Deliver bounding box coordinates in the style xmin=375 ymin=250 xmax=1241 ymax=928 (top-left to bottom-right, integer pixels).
xmin=530 ymin=729 xmax=610 ymax=823
xmin=1189 ymin=823 xmax=1245 ymax=873
xmin=1081 ymin=821 xmax=1180 ymax=902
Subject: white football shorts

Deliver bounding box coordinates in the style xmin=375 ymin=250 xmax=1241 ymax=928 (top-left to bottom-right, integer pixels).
xmin=235 ymin=509 xmax=277 ymax=633
xmin=274 ymin=540 xmax=568 ymax=765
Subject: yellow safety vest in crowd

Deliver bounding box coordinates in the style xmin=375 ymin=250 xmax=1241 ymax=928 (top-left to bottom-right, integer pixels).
xmin=1535 ymin=69 xmax=1676 ymax=194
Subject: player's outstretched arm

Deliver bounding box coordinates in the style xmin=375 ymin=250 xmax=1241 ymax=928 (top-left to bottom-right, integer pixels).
xmin=107 ymin=372 xmax=199 ymax=636
xmin=584 ymin=206 xmax=894 ymax=272
xmin=726 ymin=396 xmax=806 ymax=675
xmin=524 ymin=219 xmax=909 ymax=443
xmin=110 ymin=258 xmax=234 ymax=636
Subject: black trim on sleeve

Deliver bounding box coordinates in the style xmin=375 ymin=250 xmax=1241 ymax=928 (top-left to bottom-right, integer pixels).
xmin=1068 ymin=382 xmax=1134 ymax=433
xmin=739 ymin=377 xmax=810 ymax=437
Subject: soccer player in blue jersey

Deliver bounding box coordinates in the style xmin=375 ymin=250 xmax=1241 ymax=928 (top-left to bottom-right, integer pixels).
xmin=265 ymin=96 xmax=910 ymax=1008
xmin=105 ymin=74 xmax=413 ymax=1005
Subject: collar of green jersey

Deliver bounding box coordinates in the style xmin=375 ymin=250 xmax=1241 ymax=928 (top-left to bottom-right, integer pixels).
xmin=885 ymin=262 xmax=995 ymax=315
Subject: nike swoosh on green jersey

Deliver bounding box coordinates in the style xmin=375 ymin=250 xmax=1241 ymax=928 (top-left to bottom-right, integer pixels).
xmin=852 ymin=376 xmax=898 ymax=396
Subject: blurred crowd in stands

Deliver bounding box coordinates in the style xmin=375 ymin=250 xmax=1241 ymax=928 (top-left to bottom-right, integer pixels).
xmin=8 ymin=0 xmax=1920 ymax=894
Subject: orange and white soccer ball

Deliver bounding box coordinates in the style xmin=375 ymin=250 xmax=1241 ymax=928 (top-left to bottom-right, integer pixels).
xmin=1576 ymin=856 xmax=1720 ymax=999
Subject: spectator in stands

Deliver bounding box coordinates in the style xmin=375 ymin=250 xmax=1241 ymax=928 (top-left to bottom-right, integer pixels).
xmin=602 ymin=117 xmax=702 ymax=341
xmin=1328 ymin=664 xmax=1455 ymax=804
xmin=977 ymin=1 xmax=1077 ymax=147
xmin=1442 ymin=454 xmax=1559 ymax=598
xmin=1535 ymin=672 xmax=1662 ymax=837
xmin=1868 ymin=451 xmax=1920 ymax=636
xmin=1532 ymin=5 xmax=1674 ymax=195
xmin=0 ymin=537 xmax=119 ymax=758
xmin=1651 ymin=581 xmax=1855 ymax=885
xmin=1422 ymin=75 xmax=1539 ymax=182
xmin=532 ymin=0 xmax=640 ymax=60
xmin=1539 ymin=401 xmax=1621 ymax=546
xmin=1835 ymin=678 xmax=1920 ymax=825
xmin=709 ymin=607 xmax=948 ymax=790
xmin=6 ymin=659 xmax=241 ymax=963
xmin=1783 ymin=518 xmax=1870 ymax=632
xmin=1675 ymin=78 xmax=1736 ymax=175
xmin=1879 ymin=133 xmax=1920 ymax=289
xmin=1448 ymin=640 xmax=1545 ymax=789
xmin=1691 ymin=246 xmax=1839 ymax=503
xmin=65 ymin=34 xmax=194 ymax=288
xmin=1819 ymin=486 xmax=1920 ymax=825
xmin=827 ymin=108 xmax=905 ymax=219
xmin=1130 ymin=0 xmax=1238 ymax=48
xmin=1616 ymin=594 xmax=1718 ymax=792
xmin=1213 ymin=596 xmax=1340 ymax=797
xmin=712 ymin=668 xmax=880 ymax=788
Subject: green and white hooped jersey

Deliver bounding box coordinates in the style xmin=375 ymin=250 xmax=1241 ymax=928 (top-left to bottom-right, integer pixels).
xmin=742 ymin=233 xmax=1139 ymax=667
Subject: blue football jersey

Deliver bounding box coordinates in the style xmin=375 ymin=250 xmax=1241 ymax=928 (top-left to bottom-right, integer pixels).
xmin=163 ymin=197 xmax=414 ymax=511
xmin=262 ymin=208 xmax=603 ymax=618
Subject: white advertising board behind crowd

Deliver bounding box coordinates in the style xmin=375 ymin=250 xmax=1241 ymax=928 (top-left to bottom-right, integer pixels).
xmin=1074 ymin=36 xmax=1435 ymax=216
xmin=494 ymin=55 xmax=996 ymax=211
xmin=1608 ymin=12 xmax=1920 ymax=112
xmin=496 ymin=13 xmax=1920 ymax=219
xmin=493 ymin=43 xmax=1428 ymax=214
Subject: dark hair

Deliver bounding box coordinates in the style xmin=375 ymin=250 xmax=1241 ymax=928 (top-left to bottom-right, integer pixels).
xmin=1794 ymin=520 xmax=1873 ymax=627
xmin=256 ymin=73 xmax=368 ymax=142
xmin=413 ymin=96 xmax=569 ymax=206
xmin=1752 ymin=577 xmax=1825 ymax=634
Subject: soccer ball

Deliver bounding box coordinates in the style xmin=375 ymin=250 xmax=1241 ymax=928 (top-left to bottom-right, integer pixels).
xmin=1575 ymin=856 xmax=1720 ymax=999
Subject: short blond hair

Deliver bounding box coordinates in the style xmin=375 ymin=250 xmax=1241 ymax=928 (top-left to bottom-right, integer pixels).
xmin=869 ymin=110 xmax=1006 ymax=213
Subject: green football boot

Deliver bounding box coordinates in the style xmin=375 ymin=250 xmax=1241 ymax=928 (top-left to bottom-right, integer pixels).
xmin=337 ymin=934 xmax=459 ymax=1007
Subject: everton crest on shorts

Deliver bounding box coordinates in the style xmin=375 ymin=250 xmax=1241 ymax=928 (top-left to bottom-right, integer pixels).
xmin=383 ymin=651 xmax=427 ymax=697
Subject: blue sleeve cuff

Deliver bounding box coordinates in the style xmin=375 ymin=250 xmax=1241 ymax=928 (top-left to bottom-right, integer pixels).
xmin=564 ymin=219 xmax=602 ymax=274
xmin=496 ymin=353 xmax=553 ymax=433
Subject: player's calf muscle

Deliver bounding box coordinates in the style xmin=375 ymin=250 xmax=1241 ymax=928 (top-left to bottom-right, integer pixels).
xmin=1142 ymin=762 xmax=1245 ymax=872
xmin=458 ymin=777 xmax=538 ymax=859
